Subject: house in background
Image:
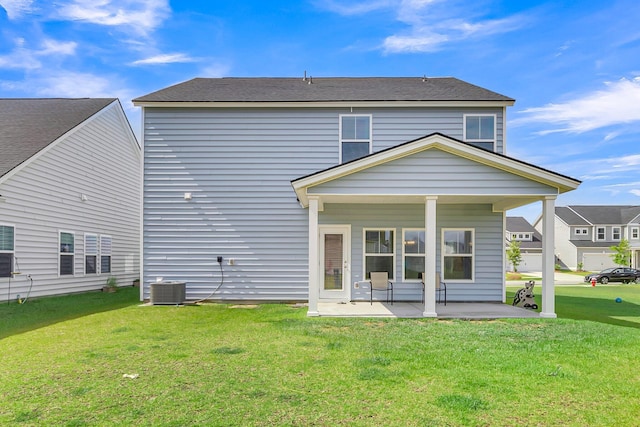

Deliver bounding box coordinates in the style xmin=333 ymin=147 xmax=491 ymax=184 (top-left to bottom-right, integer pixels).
xmin=133 ymin=77 xmax=580 ymax=317
xmin=540 ymin=205 xmax=640 ymax=271
xmin=506 ymin=216 xmax=542 ymax=272
xmin=0 ymin=98 xmax=140 ymax=300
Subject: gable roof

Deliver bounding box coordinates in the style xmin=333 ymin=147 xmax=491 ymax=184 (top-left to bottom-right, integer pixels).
xmin=558 ymin=205 xmax=640 ymax=225
xmin=292 ymin=132 xmax=580 ymax=208
xmin=0 ymin=98 xmax=116 ymax=178
xmin=133 ymin=77 xmax=515 ymax=105
xmin=506 ymin=216 xmax=542 ymax=249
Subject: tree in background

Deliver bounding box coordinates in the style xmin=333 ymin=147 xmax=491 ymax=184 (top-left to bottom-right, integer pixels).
xmin=507 ymin=240 xmax=522 ymax=272
xmin=610 ymin=239 xmax=631 ymax=267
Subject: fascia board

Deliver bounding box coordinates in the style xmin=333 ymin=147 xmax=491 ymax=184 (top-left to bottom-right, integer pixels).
xmin=132 ymin=100 xmax=515 ymax=108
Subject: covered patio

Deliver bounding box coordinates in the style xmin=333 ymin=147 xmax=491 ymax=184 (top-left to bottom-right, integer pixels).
xmin=291 ymin=134 xmax=581 ymax=319
xmin=317 ymin=301 xmax=540 ymax=319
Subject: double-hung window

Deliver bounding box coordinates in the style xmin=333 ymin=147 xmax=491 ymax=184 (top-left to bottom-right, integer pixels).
xmin=442 ymin=229 xmax=474 ymax=281
xmin=403 ymin=229 xmax=425 ymax=281
xmin=85 ymin=234 xmax=98 ymax=274
xmin=0 ymin=225 xmax=15 ymax=278
xmin=596 ymin=227 xmax=605 ymax=241
xmin=632 ymin=227 xmax=639 ymax=240
xmin=100 ymin=235 xmax=112 ymax=274
xmin=612 ymin=227 xmax=621 ymax=241
xmin=59 ymin=231 xmax=75 ymax=276
xmin=340 ymin=115 xmax=371 ymax=163
xmin=464 ymin=114 xmax=496 ymax=150
xmin=364 ymin=229 xmax=394 ymax=280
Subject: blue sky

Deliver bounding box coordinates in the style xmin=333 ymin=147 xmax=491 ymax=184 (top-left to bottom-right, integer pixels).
xmin=1 ymin=0 xmax=639 ymax=222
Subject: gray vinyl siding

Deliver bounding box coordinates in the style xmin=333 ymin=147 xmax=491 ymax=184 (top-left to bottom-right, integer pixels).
xmin=0 ymin=103 xmax=140 ymax=299
xmin=142 ymin=107 xmax=506 ymax=301
xmin=320 ymin=203 xmax=504 ymax=302
xmin=310 ymin=149 xmax=556 ymax=196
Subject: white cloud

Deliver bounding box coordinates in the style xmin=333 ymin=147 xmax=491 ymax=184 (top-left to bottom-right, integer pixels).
xmin=0 ymin=37 xmax=76 ymax=70
xmin=130 ymin=53 xmax=197 ymax=66
xmin=515 ymin=77 xmax=640 ymax=134
xmin=56 ymin=0 xmax=171 ymax=36
xmin=0 ymin=0 xmax=34 ymax=19
xmin=312 ymin=0 xmax=394 ymax=16
xmin=378 ymin=1 xmax=527 ymax=53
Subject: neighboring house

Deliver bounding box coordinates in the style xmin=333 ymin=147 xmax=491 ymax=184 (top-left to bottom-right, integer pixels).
xmin=506 ymin=217 xmax=542 ymax=272
xmin=133 ymin=77 xmax=580 ymax=317
xmin=0 ymin=98 xmax=140 ymax=300
xmin=539 ymin=205 xmax=640 ymax=271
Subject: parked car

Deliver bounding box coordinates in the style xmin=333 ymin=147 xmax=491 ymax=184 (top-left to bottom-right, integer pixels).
xmin=584 ymin=267 xmax=640 ymax=284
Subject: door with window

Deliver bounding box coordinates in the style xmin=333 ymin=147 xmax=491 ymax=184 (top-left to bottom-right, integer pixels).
xmin=319 ymin=226 xmax=351 ymax=301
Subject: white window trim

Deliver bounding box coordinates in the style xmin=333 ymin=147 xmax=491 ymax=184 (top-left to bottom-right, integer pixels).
xmin=0 ymin=223 xmax=16 ymax=278
xmin=632 ymin=227 xmax=639 ymax=240
xmin=363 ymin=228 xmax=396 ymax=281
xmin=463 ymin=114 xmax=496 ymax=143
xmin=59 ymin=230 xmax=75 ymax=277
xmin=402 ymin=228 xmax=425 ymax=282
xmin=339 ymin=114 xmax=373 ymax=164
xmin=595 ymin=227 xmax=606 ymax=241
xmin=84 ymin=233 xmax=98 ymax=276
xmin=100 ymin=234 xmax=113 ymax=275
xmin=612 ymin=226 xmax=621 ymax=241
xmin=575 ymin=228 xmax=588 ymax=235
xmin=441 ymin=228 xmax=475 ymax=283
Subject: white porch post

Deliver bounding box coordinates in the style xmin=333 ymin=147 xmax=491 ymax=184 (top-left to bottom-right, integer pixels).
xmin=541 ymin=196 xmax=557 ymax=318
xmin=423 ymin=196 xmax=438 ymax=317
xmin=307 ymin=197 xmax=320 ymax=317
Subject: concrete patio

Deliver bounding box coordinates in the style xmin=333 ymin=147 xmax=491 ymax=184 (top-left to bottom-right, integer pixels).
xmin=316 ymin=301 xmax=540 ymax=319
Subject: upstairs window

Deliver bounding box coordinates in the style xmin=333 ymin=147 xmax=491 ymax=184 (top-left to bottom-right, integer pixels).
xmin=632 ymin=227 xmax=639 ymax=240
xmin=0 ymin=225 xmax=15 ymax=278
xmin=340 ymin=115 xmax=371 ymax=163
xmin=575 ymin=228 xmax=588 ymax=235
xmin=596 ymin=227 xmax=605 ymax=241
xmin=612 ymin=227 xmax=621 ymax=241
xmin=464 ymin=114 xmax=495 ymax=150
xmin=60 ymin=231 xmax=75 ymax=276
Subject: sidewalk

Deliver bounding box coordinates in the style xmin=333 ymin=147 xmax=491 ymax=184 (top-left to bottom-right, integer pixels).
xmin=507 ymin=271 xmax=584 ymax=286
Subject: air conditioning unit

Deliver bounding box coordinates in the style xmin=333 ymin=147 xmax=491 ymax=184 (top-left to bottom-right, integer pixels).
xmin=150 ymin=281 xmax=186 ymax=305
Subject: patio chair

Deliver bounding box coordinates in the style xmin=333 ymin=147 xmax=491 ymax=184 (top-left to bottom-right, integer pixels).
xmin=421 ymin=272 xmax=447 ymax=305
xmin=369 ymin=271 xmax=393 ymax=305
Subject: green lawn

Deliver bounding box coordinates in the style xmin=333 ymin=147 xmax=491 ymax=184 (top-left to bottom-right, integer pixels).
xmin=1 ymin=286 xmax=640 ymax=426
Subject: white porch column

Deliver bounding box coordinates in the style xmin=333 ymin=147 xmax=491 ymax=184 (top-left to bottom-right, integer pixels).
xmin=541 ymin=196 xmax=557 ymax=318
xmin=423 ymin=196 xmax=438 ymax=317
xmin=307 ymin=197 xmax=320 ymax=317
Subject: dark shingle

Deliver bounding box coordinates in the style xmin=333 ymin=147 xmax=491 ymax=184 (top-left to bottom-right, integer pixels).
xmin=0 ymin=98 xmax=115 ymax=178
xmin=569 ymin=205 xmax=640 ymax=225
xmin=133 ymin=77 xmax=515 ymax=103
xmin=555 ymin=206 xmax=590 ymax=226
xmin=506 ymin=216 xmax=542 ymax=249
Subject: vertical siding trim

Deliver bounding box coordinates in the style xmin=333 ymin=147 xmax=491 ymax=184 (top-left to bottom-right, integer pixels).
xmin=139 ymin=107 xmax=146 ymax=301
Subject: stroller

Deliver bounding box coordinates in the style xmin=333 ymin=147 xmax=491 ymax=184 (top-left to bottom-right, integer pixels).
xmin=512 ymin=280 xmax=538 ymax=310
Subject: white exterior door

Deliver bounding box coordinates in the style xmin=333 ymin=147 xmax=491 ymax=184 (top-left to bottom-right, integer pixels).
xmin=319 ymin=225 xmax=351 ymax=301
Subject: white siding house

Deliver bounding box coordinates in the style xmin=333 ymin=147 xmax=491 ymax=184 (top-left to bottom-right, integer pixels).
xmin=0 ymin=99 xmax=140 ymax=300
xmin=133 ymin=77 xmax=580 ymax=317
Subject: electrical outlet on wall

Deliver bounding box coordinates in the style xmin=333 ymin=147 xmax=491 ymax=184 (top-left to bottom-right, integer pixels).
xmin=354 ymin=282 xmax=359 ymax=289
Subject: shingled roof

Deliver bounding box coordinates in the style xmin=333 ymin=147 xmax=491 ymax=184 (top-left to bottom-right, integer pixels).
xmin=557 ymin=205 xmax=640 ymax=225
xmin=506 ymin=216 xmax=542 ymax=249
xmin=133 ymin=77 xmax=515 ymax=103
xmin=0 ymin=98 xmax=115 ymax=178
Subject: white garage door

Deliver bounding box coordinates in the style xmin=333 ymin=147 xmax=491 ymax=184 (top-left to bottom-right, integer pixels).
xmin=583 ymin=253 xmax=615 ymax=271
xmin=519 ymin=253 xmax=542 ymax=272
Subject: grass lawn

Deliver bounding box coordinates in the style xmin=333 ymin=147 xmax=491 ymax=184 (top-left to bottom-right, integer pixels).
xmin=1 ymin=286 xmax=640 ymax=426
